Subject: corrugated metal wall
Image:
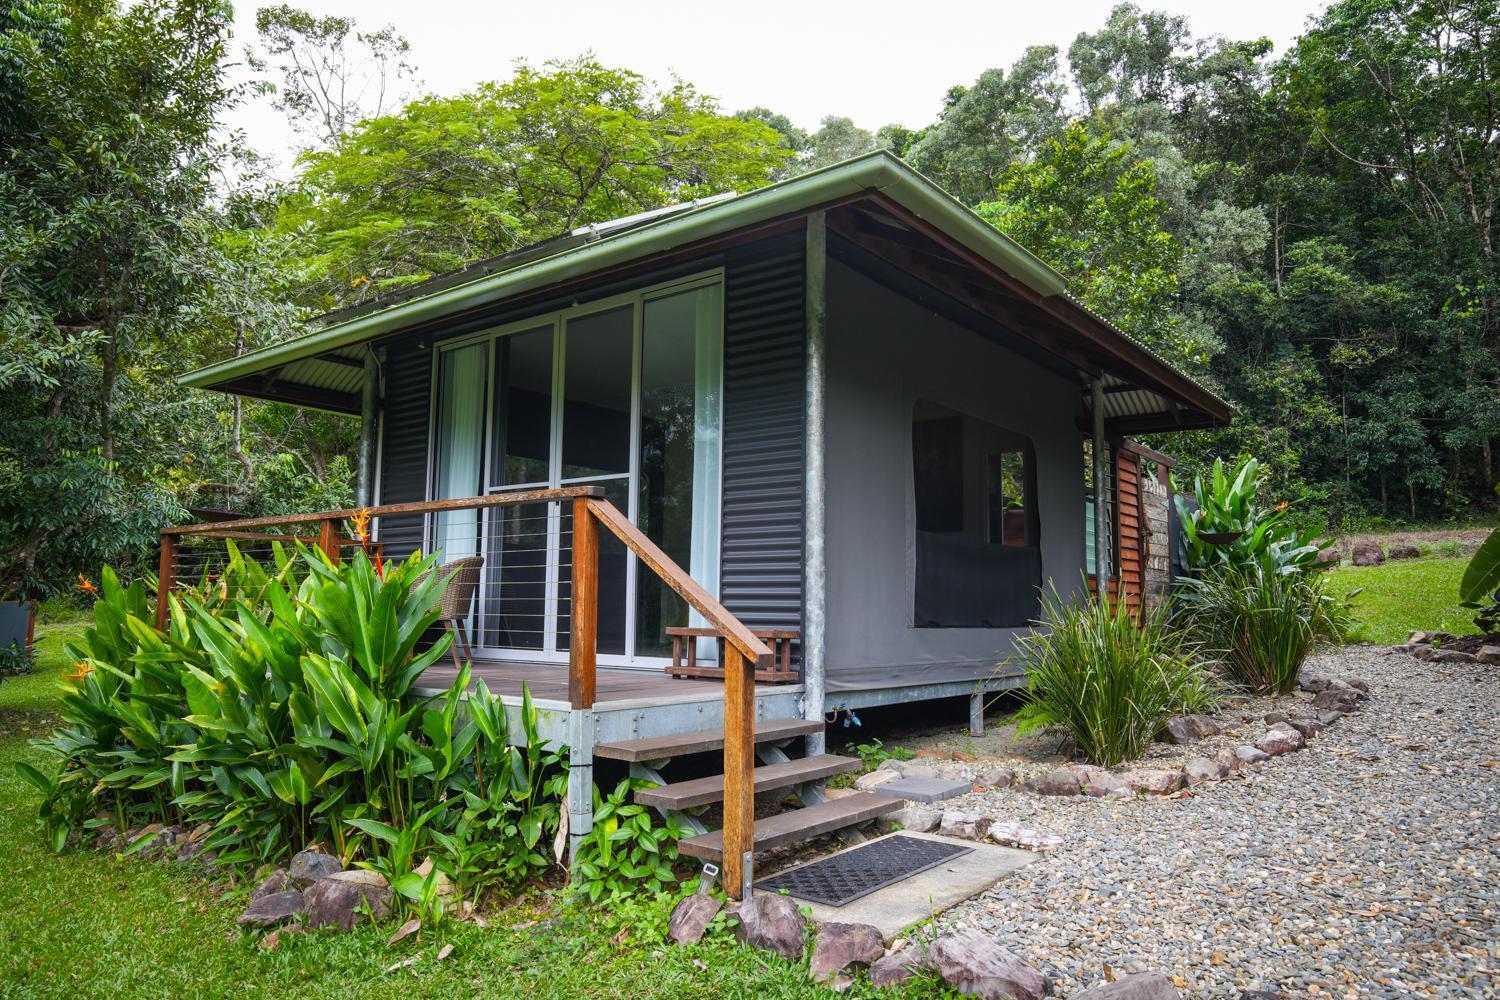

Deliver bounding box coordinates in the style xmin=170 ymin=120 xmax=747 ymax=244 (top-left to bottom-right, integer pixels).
xmin=376 ymin=337 xmax=431 ymax=562
xmin=719 ymin=233 xmax=806 ymax=636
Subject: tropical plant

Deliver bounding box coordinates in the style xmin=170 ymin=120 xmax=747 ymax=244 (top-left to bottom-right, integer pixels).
xmin=1178 ymin=565 xmax=1349 ymax=695
xmin=569 ymin=778 xmax=685 ymax=904
xmin=1175 ymin=457 xmax=1324 ymax=577
xmin=17 ymin=540 xmax=567 ymax=900
xmin=0 ymin=639 xmax=32 ymax=677
xmin=1459 ymin=526 xmax=1500 ymax=632
xmin=1012 ymin=582 xmax=1220 ymax=767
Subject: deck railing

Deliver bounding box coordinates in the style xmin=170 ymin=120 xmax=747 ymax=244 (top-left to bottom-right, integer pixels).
xmin=156 ymin=488 xmax=773 ymax=898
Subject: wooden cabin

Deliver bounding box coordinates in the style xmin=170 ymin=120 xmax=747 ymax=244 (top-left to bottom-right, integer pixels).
xmin=174 ymin=152 xmax=1232 ymax=896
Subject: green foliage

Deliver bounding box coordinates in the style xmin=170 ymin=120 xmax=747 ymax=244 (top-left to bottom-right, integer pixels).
xmin=20 ymin=543 xmax=566 ymax=900
xmin=1013 ymin=583 xmax=1220 ymax=766
xmin=569 ymin=777 xmax=685 ymax=904
xmin=0 ymin=640 xmax=32 ymax=677
xmin=1175 ymin=457 xmax=1324 ymax=576
xmin=1178 ymin=566 xmax=1348 ymax=695
xmin=1458 ymin=526 xmax=1500 ymax=631
xmin=843 ymin=738 xmax=914 ymax=773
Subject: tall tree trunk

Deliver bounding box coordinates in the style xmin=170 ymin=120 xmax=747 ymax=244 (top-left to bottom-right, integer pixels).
xmin=100 ymin=327 xmax=117 ymax=463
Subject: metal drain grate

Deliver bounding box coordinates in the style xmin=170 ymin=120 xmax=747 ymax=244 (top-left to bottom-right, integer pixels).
xmin=753 ymin=835 xmax=973 ymax=906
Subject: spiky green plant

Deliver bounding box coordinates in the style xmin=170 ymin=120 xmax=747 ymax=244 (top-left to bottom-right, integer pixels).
xmin=1012 ymin=582 xmax=1220 ymax=767
xmin=1178 ymin=565 xmax=1346 ymax=695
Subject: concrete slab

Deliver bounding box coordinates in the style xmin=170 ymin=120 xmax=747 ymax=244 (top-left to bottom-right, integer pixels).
xmin=871 ymin=776 xmax=972 ymax=802
xmin=755 ymin=831 xmax=1036 ymax=942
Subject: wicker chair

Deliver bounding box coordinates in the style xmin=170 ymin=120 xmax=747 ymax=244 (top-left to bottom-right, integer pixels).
xmin=431 ymin=555 xmax=483 ymax=670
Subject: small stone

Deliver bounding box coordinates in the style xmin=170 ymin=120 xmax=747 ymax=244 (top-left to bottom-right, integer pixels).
xmin=974 ymin=767 xmax=1015 ymax=789
xmin=1284 ymin=717 xmax=1323 ymax=740
xmin=1312 ymin=688 xmax=1363 ymax=712
xmin=288 ymin=849 xmax=341 ymax=887
xmin=989 ymin=822 xmax=1064 ymax=851
xmin=894 ymin=803 xmax=941 ymax=833
xmin=1073 ymin=972 xmax=1183 ymax=999
xmin=303 ymin=869 xmax=393 ymax=932
xmin=731 ymin=893 xmax=806 ymax=960
xmin=1255 ymin=727 xmax=1305 ymax=757
xmin=808 ymin=922 xmax=885 ymax=982
xmin=870 ymin=945 xmax=926 ymax=987
xmin=236 ymin=890 xmax=305 ymax=928
xmin=258 ymin=925 xmax=303 ymax=952
xmin=1185 ymin=713 xmax=1220 ymax=738
xmin=927 ymin=929 xmax=1047 ymax=1000
xmin=939 ymin=811 xmax=992 ymax=841
xmin=1122 ymin=769 xmax=1184 ymax=794
xmin=1213 ymin=748 xmax=1242 ymax=774
xmin=1264 ymin=710 xmax=1290 ymax=725
xmin=1477 ymin=645 xmax=1500 ymax=665
xmin=667 ymin=893 xmax=722 ymax=945
xmin=1235 ymin=745 xmax=1270 ymax=765
xmin=1342 ymin=676 xmax=1371 ymax=693
xmin=1183 ymin=757 xmax=1228 ymax=785
xmin=855 ymin=769 xmax=901 ymax=791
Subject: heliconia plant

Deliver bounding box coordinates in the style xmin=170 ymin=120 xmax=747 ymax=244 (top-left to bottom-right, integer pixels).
xmin=1175 ymin=457 xmax=1325 ymax=577
xmin=16 ymin=541 xmax=567 ymax=901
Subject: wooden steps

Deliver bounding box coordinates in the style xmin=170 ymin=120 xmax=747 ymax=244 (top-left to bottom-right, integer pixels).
xmin=635 ymin=755 xmax=861 ymax=810
xmin=677 ymin=793 xmax=904 ymax=861
xmin=594 ymin=718 xmax=823 ymax=762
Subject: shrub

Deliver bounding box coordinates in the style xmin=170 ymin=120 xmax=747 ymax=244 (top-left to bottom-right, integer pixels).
xmin=1012 ymin=583 xmax=1220 ymax=767
xmin=16 ymin=542 xmax=566 ymax=900
xmin=1459 ymin=526 xmax=1500 ymax=631
xmin=1178 ymin=566 xmax=1347 ymax=695
xmin=0 ymin=639 xmax=32 ymax=677
xmin=1176 ymin=457 xmax=1324 ymax=576
xmin=569 ymin=777 xmax=685 ymax=904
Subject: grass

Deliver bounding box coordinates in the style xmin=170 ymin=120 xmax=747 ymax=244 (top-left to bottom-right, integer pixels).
xmin=1328 ymin=555 xmax=1478 ymax=645
xmin=0 ymin=619 xmax=951 ymax=999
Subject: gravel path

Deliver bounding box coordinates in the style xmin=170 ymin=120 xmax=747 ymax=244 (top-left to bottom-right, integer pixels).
xmin=942 ymin=646 xmax=1498 ymax=998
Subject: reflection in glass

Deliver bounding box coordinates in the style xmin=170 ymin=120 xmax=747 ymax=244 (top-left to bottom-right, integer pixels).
xmin=433 ymin=341 xmax=487 ymax=561
xmin=482 ymin=501 xmax=548 ymax=650
xmin=491 ymin=326 xmax=553 ymax=486
xmin=557 ymin=477 xmax=628 ymax=655
xmin=561 ymin=306 xmax=632 ymax=479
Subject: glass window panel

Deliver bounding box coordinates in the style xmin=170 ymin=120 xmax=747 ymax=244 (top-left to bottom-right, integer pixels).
xmin=635 ymin=290 xmax=700 ymax=657
xmin=491 ymin=325 xmax=553 ymax=487
xmin=480 ymin=501 xmax=549 ymax=650
xmin=432 ymin=342 xmax=487 ymax=561
xmin=557 ymin=477 xmax=628 ymax=655
xmin=561 ymin=306 xmax=632 ymax=479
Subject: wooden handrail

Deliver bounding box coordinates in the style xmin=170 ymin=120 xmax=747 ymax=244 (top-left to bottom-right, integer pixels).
xmin=163 ymin=486 xmax=606 ymax=536
xmin=581 ymin=498 xmax=774 ymax=669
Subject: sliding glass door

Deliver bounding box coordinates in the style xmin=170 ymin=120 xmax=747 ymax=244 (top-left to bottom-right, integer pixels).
xmin=428 ymin=273 xmax=723 ymax=666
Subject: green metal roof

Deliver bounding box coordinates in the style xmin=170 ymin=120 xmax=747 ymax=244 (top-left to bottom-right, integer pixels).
xmin=179 ymin=149 xmax=1231 ymax=429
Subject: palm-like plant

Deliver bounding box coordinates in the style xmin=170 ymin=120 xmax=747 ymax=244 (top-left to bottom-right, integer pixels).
xmin=1176 ymin=458 xmax=1323 ymax=576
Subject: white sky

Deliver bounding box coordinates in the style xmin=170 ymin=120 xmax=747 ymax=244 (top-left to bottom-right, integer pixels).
xmin=224 ymin=0 xmax=1330 ymax=174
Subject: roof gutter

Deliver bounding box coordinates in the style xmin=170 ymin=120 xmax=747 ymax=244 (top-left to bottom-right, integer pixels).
xmin=179 ymin=152 xmax=1066 ymax=390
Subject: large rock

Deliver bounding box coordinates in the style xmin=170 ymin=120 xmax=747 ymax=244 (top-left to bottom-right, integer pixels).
xmin=1409 ymin=630 xmax=1455 ymax=645
xmin=732 ymin=893 xmax=807 ymax=960
xmin=1034 ymin=767 xmax=1081 ymax=796
xmin=1351 ymin=541 xmax=1384 ymax=566
xmin=855 ymin=769 xmax=901 ymax=791
xmin=303 ymin=869 xmax=393 ymax=931
xmin=990 ymin=823 xmax=1064 ymax=852
xmin=1160 ymin=716 xmax=1198 ymax=745
xmin=1255 ymin=727 xmax=1305 ymax=757
xmin=1081 ymin=770 xmax=1132 ymax=798
xmin=808 ymin=922 xmax=885 ymax=982
xmin=288 ymin=849 xmax=341 ymax=887
xmin=870 ymin=946 xmax=927 ymax=987
xmin=1122 ymin=769 xmax=1184 ymax=795
xmin=1283 ymin=717 xmax=1323 ymax=741
xmin=974 ymin=768 xmax=1015 ymax=790
xmin=252 ymin=869 xmax=293 ymax=900
xmin=895 ymin=803 xmax=942 ymax=833
xmin=1478 ymin=645 xmax=1500 ymax=665
xmin=1235 ymin=745 xmax=1270 ymax=765
xmin=1183 ymin=757 xmax=1228 ymax=785
xmin=927 ymin=929 xmax=1047 ymax=1000
xmin=1213 ymin=749 xmax=1242 ymax=775
xmin=1312 ymin=688 xmax=1362 ymax=712
xmin=1431 ymin=649 xmax=1479 ymax=664
xmin=236 ymin=890 xmax=305 ymax=928
xmin=667 ymin=893 xmax=722 ymax=946
xmin=1185 ymin=714 xmax=1220 ymax=738
xmin=1072 ymin=972 xmax=1182 ymax=999
xmin=939 ymin=811 xmax=992 ymax=841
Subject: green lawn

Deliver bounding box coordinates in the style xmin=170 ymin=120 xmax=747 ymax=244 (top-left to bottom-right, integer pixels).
xmin=0 ymin=621 xmax=949 ymax=999
xmin=1329 ymin=555 xmax=1477 ymax=645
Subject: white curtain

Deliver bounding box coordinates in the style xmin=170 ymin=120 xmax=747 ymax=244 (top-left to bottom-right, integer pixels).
xmin=433 ymin=342 xmax=487 ymax=561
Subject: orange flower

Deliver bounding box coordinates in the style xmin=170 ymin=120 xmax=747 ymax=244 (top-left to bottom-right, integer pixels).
xmin=349 ymin=507 xmax=372 ymax=544
xmin=75 ymin=573 xmax=98 ymax=594
xmin=65 ymin=661 xmax=92 ymax=681
xmin=373 ymin=550 xmax=385 ymax=581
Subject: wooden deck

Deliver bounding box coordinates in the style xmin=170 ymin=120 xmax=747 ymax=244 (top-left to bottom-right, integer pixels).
xmin=417 ymin=658 xmax=787 ymax=708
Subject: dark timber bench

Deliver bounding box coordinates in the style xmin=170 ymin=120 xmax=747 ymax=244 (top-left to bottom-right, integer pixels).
xmin=665 ymin=626 xmax=800 ymax=683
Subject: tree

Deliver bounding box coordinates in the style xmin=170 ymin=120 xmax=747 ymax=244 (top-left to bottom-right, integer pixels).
xmin=247 ymin=4 xmax=416 ymax=149
xmin=278 ymin=57 xmax=791 ymax=307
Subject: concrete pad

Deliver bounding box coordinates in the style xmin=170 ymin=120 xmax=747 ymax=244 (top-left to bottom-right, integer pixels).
xmin=871 ymin=776 xmax=972 ymax=802
xmin=756 ymin=831 xmax=1036 ymax=942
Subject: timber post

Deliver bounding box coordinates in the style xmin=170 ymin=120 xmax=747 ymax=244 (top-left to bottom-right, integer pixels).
xmin=720 ymin=643 xmax=755 ymax=900
xmin=569 ymin=497 xmax=598 ymax=710
xmin=317 ymin=518 xmax=341 ymax=565
xmin=154 ymin=531 xmax=178 ymax=632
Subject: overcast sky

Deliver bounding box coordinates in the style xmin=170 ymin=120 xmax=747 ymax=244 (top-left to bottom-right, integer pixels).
xmin=225 ymin=0 xmax=1331 ymax=174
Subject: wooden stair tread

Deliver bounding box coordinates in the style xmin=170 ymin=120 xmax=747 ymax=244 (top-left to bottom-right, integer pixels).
xmin=634 ymin=755 xmax=861 ymax=810
xmin=677 ymin=793 xmax=904 ymax=861
xmin=594 ymin=718 xmax=822 ymax=762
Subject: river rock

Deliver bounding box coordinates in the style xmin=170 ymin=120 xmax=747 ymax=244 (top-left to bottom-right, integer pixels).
xmin=1034 ymin=767 xmax=1081 ymax=796
xmin=1431 ymin=649 xmax=1478 ymax=664
xmin=870 ymin=945 xmax=927 ymax=987
xmin=974 ymin=767 xmax=1015 ymax=789
xmin=895 ymin=803 xmax=942 ymax=833
xmin=927 ymin=929 xmax=1047 ymax=1000
xmin=1082 ymin=770 xmax=1132 ymax=798
xmin=940 ymin=811 xmax=992 ymax=841
xmin=667 ymin=893 xmax=722 ymax=945
xmin=1312 ymin=688 xmax=1363 ymax=712
xmin=809 ymin=922 xmax=885 ymax=982
xmin=1072 ymin=972 xmax=1182 ymax=999
xmin=1161 ymin=716 xmax=1198 ymax=744
xmin=303 ymin=869 xmax=392 ymax=931
xmin=1122 ymin=768 xmax=1185 ymax=794
xmin=732 ymin=893 xmax=806 ymax=960
xmin=1235 ymin=745 xmax=1270 ymax=765
xmin=856 ymin=768 xmax=901 ymax=791
xmin=1255 ymin=727 xmax=1305 ymax=757
xmin=1185 ymin=713 xmax=1220 ymax=738
xmin=1183 ymin=757 xmax=1228 ymax=785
